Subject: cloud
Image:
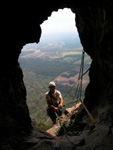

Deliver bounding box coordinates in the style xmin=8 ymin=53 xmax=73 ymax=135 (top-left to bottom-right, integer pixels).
xmin=41 ymin=8 xmax=77 ymax=34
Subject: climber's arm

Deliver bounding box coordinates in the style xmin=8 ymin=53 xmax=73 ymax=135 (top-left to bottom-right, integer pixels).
xmin=58 ymin=97 xmax=63 ymax=108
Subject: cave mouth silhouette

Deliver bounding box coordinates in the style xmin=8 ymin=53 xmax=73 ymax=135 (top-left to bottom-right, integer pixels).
xmin=20 ymin=8 xmax=91 ymax=129
xmin=1 ymin=2 xmax=113 ymax=149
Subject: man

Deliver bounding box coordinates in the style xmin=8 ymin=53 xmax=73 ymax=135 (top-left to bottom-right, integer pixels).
xmin=45 ymin=81 xmax=63 ymax=125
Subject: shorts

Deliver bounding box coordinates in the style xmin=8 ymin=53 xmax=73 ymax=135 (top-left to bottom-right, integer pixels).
xmin=47 ymin=104 xmax=62 ymax=121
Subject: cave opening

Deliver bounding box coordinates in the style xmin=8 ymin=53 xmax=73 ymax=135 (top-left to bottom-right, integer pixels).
xmin=19 ymin=8 xmax=91 ymax=130
xmin=1 ymin=2 xmax=113 ymax=149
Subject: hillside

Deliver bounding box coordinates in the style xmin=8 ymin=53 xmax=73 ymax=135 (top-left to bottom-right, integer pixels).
xmin=2 ymin=2 xmax=113 ymax=150
xmin=19 ymin=33 xmax=91 ymax=128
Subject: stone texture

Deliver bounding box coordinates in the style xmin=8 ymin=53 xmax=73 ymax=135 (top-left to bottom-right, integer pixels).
xmin=75 ymin=3 xmax=113 ymax=110
xmin=0 ymin=0 xmax=113 ymax=149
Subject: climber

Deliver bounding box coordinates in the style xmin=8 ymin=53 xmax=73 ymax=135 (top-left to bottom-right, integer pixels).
xmin=45 ymin=81 xmax=63 ymax=125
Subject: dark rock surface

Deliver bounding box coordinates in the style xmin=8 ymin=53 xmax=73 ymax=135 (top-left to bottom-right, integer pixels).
xmin=0 ymin=0 xmax=113 ymax=149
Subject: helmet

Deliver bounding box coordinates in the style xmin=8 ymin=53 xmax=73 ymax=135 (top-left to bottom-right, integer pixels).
xmin=49 ymin=81 xmax=56 ymax=87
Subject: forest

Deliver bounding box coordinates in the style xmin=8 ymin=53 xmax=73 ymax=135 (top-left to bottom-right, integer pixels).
xmin=19 ymin=33 xmax=91 ymax=129
xmin=19 ymin=51 xmax=91 ymax=129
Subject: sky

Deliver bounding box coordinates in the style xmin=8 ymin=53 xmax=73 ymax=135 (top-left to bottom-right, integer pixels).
xmin=40 ymin=8 xmax=77 ymax=35
xmin=23 ymin=8 xmax=79 ymax=48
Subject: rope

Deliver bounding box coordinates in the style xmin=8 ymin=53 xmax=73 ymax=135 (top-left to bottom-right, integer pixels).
xmin=60 ymin=50 xmax=110 ymax=148
xmin=75 ymin=50 xmax=85 ymax=101
xmin=76 ymin=51 xmax=110 ymax=147
xmin=79 ymin=99 xmax=110 ymax=147
xmin=63 ymin=51 xmax=89 ymax=101
xmin=56 ymin=116 xmax=75 ymax=150
xmin=55 ymin=50 xmax=86 ymax=149
xmin=62 ymin=125 xmax=75 ymax=150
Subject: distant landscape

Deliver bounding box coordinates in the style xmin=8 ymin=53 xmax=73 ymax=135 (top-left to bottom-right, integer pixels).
xmin=19 ymin=32 xmax=91 ymax=128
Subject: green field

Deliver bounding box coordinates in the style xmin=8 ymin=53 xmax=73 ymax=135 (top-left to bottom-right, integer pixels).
xmin=19 ymin=34 xmax=91 ymax=130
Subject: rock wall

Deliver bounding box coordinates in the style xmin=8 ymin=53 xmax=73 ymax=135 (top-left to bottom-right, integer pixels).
xmin=75 ymin=2 xmax=113 ymax=110
xmin=0 ymin=0 xmax=113 ymax=149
